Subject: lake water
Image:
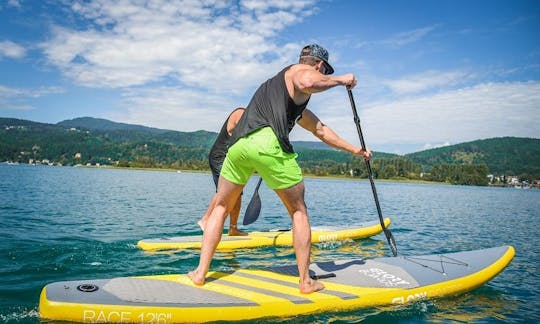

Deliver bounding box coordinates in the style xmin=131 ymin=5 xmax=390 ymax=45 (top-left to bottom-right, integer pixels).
xmin=1 ymin=164 xmax=538 ymax=323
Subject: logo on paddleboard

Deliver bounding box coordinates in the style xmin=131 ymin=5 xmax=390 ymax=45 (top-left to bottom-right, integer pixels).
xmin=358 ymin=268 xmax=411 ymax=287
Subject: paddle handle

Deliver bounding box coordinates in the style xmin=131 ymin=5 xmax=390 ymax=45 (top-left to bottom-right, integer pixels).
xmin=347 ymin=89 xmax=398 ymax=257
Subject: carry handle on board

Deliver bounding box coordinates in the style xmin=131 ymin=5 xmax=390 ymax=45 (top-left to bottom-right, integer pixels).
xmin=347 ymin=89 xmax=398 ymax=257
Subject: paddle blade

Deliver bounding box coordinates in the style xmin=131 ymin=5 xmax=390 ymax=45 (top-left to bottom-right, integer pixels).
xmin=243 ymin=178 xmax=263 ymax=225
xmin=243 ymin=192 xmax=261 ymax=225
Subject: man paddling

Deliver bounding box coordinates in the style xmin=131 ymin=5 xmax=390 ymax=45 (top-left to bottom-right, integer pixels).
xmin=198 ymin=107 xmax=248 ymax=236
xmin=189 ymin=44 xmax=371 ymax=293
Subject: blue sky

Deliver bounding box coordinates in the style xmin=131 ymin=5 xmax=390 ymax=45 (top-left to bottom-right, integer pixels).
xmin=1 ymin=0 xmax=539 ymax=154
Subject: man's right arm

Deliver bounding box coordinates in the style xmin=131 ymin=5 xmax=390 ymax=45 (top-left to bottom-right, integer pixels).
xmin=291 ymin=65 xmax=357 ymax=94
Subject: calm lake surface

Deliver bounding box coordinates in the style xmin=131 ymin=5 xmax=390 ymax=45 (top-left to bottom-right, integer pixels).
xmin=1 ymin=164 xmax=538 ymax=323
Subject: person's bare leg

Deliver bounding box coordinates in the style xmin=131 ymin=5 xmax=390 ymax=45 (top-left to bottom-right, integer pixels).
xmin=275 ymin=181 xmax=324 ymax=294
xmin=197 ymin=193 xmax=218 ymax=231
xmin=228 ymin=196 xmax=247 ymax=236
xmin=189 ymin=177 xmax=243 ymax=285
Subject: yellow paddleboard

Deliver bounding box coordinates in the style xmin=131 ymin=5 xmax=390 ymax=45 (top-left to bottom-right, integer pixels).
xmin=39 ymin=245 xmax=514 ymax=323
xmin=137 ymin=218 xmax=391 ymax=251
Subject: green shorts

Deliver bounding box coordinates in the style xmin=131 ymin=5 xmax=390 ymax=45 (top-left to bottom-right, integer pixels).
xmin=220 ymin=127 xmax=302 ymax=190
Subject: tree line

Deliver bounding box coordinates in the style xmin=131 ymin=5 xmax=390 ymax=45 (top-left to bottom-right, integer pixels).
xmin=2 ymin=117 xmax=538 ymax=186
xmin=298 ymin=155 xmax=490 ymax=185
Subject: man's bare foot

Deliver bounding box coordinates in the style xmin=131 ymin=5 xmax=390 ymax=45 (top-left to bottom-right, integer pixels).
xmin=229 ymin=226 xmax=248 ymax=236
xmin=299 ymin=279 xmax=324 ymax=294
xmin=188 ymin=269 xmax=206 ymax=286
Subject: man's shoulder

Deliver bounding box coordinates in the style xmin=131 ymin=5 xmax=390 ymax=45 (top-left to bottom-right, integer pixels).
xmin=284 ymin=63 xmax=312 ymax=80
xmin=288 ymin=63 xmax=311 ymax=72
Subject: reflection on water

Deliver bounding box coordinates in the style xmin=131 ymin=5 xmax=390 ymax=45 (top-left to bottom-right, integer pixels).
xmin=426 ymin=289 xmax=519 ymax=323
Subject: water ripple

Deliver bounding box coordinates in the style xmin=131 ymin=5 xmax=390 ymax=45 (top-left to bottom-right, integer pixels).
xmin=1 ymin=165 xmax=538 ymax=323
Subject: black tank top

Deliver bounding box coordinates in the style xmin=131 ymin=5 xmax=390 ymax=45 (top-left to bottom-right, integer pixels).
xmin=229 ymin=65 xmax=310 ymax=153
xmin=209 ymin=107 xmax=244 ymax=174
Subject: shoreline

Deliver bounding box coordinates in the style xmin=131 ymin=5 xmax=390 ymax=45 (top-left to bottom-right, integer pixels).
xmin=69 ymin=164 xmax=460 ymax=186
xmin=6 ymin=162 xmax=535 ymax=188
xmin=75 ymin=164 xmax=440 ymax=183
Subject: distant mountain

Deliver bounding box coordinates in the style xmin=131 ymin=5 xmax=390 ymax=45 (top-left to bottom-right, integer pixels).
xmin=58 ymin=117 xmax=166 ymax=133
xmin=57 ymin=117 xmax=216 ymax=148
xmin=2 ymin=117 xmax=59 ymax=129
xmin=406 ymin=137 xmax=540 ymax=177
xmin=1 ymin=117 xmax=539 ymax=180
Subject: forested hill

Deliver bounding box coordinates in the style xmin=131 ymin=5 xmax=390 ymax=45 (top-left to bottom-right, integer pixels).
xmin=58 ymin=116 xmax=165 ymax=133
xmin=57 ymin=117 xmax=217 ymax=148
xmin=406 ymin=137 xmax=540 ymax=178
xmin=1 ymin=117 xmax=539 ymax=183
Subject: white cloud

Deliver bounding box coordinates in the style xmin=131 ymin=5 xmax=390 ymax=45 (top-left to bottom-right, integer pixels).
xmin=383 ymin=70 xmax=472 ymax=95
xmin=380 ymin=25 xmax=439 ymax=48
xmin=241 ymin=0 xmax=315 ymax=11
xmin=108 ymin=86 xmax=241 ymax=132
xmin=0 ymin=84 xmax=64 ymax=98
xmin=0 ymin=85 xmax=64 ymax=111
xmin=362 ymin=81 xmax=540 ymax=146
xmin=40 ymin=0 xmax=316 ymax=91
xmin=37 ymin=0 xmax=321 ymax=132
xmin=7 ymin=0 xmax=21 ymax=8
xmin=349 ymin=25 xmax=439 ymax=52
xmin=0 ymin=40 xmax=26 ymax=59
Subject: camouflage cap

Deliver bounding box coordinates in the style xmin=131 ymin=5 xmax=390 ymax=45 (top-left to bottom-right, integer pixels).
xmin=300 ymin=44 xmax=334 ymax=75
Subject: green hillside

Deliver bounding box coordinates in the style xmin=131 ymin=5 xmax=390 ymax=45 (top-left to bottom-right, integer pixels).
xmin=58 ymin=117 xmax=216 ymax=148
xmin=2 ymin=117 xmax=539 ymax=185
xmin=406 ymin=137 xmax=540 ymax=178
xmin=58 ymin=117 xmax=166 ymax=133
xmin=0 ymin=117 xmax=211 ymax=169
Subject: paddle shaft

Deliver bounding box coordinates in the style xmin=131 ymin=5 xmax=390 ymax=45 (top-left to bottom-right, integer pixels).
xmin=347 ymin=89 xmax=398 ymax=256
xmin=252 ymin=177 xmax=262 ymax=197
